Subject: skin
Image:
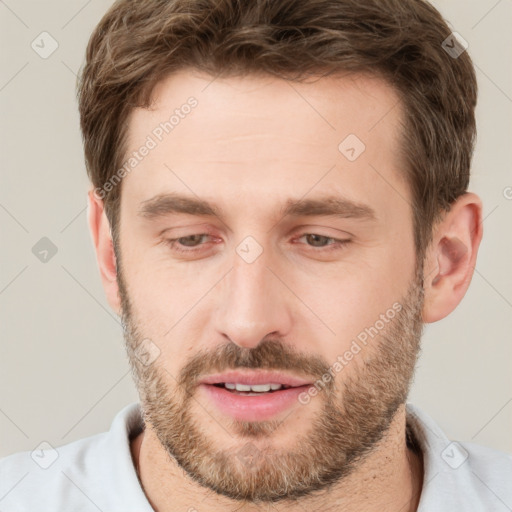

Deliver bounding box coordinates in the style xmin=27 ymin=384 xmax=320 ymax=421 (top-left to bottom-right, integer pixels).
xmin=87 ymin=70 xmax=483 ymax=511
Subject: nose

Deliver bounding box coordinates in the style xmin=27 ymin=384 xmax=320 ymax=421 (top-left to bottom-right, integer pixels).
xmin=213 ymin=245 xmax=293 ymax=350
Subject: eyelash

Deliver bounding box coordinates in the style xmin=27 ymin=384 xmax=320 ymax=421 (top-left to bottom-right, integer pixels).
xmin=164 ymin=233 xmax=351 ymax=254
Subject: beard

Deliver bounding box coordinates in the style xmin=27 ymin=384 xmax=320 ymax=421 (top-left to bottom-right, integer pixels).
xmin=118 ymin=258 xmax=424 ymax=504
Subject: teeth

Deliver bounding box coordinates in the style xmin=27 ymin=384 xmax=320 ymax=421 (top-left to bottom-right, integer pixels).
xmin=248 ymin=384 xmax=271 ymax=392
xmin=223 ymin=383 xmax=285 ymax=392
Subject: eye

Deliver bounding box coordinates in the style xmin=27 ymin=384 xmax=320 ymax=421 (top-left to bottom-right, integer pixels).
xmin=163 ymin=232 xmax=351 ymax=255
xmin=164 ymin=234 xmax=214 ymax=254
xmin=294 ymin=233 xmax=351 ymax=251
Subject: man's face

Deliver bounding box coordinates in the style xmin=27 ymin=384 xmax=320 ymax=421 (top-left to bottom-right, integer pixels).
xmin=116 ymin=70 xmax=424 ymax=501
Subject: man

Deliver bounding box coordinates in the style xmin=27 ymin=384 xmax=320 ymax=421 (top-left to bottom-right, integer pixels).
xmin=1 ymin=0 xmax=510 ymax=510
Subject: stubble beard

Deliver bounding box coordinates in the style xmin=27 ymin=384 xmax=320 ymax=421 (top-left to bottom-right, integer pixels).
xmin=118 ymin=258 xmax=424 ymax=503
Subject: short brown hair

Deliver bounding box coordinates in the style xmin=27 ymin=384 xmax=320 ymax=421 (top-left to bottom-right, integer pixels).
xmin=77 ymin=0 xmax=477 ymax=258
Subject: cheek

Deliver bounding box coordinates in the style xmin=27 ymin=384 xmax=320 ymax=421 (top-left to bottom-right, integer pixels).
xmin=119 ymin=212 xmax=416 ymax=368
xmin=291 ymin=268 xmax=400 ymax=350
xmin=125 ymin=263 xmax=214 ymax=334
xmin=119 ymin=237 xmax=226 ymax=365
xmin=290 ymin=246 xmax=415 ymax=362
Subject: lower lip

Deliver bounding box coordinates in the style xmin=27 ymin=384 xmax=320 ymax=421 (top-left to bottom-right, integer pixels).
xmin=199 ymin=384 xmax=311 ymax=422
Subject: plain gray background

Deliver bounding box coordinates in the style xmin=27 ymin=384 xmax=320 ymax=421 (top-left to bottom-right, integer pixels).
xmin=0 ymin=0 xmax=511 ymax=459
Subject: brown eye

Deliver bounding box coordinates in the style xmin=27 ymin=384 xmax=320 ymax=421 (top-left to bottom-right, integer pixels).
xmin=296 ymin=233 xmax=351 ymax=251
xmin=165 ymin=234 xmax=213 ymax=254
xmin=176 ymin=234 xmax=209 ymax=247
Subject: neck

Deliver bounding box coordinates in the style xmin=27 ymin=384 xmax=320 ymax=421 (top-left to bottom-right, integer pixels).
xmin=131 ymin=405 xmax=423 ymax=512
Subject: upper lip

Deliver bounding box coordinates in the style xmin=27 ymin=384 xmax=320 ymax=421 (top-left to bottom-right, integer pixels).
xmin=199 ymin=370 xmax=312 ymax=387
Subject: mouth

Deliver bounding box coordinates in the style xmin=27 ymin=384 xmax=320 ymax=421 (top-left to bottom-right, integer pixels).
xmin=198 ymin=370 xmax=314 ymax=421
xmin=209 ymin=382 xmax=295 ymax=395
xmin=200 ymin=369 xmax=312 ymax=391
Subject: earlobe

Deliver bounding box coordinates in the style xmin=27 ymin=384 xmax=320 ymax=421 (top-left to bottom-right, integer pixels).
xmin=422 ymin=193 xmax=483 ymax=323
xmin=87 ymin=189 xmax=122 ymax=316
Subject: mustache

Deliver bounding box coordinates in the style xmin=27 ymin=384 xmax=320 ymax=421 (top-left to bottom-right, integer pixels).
xmin=175 ymin=338 xmax=332 ymax=392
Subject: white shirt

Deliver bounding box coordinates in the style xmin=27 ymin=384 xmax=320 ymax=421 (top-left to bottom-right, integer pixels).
xmin=1 ymin=402 xmax=511 ymax=511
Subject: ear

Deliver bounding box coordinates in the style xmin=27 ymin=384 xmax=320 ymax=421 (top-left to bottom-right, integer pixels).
xmin=87 ymin=188 xmax=122 ymax=316
xmin=422 ymin=192 xmax=483 ymax=323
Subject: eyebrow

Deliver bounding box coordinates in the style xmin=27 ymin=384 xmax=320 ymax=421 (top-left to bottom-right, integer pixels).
xmin=138 ymin=192 xmax=376 ymax=223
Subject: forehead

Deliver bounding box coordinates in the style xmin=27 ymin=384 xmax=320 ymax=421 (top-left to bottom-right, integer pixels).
xmin=121 ymin=69 xmax=408 ymax=224
xmin=131 ymin=69 xmax=403 ymax=150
